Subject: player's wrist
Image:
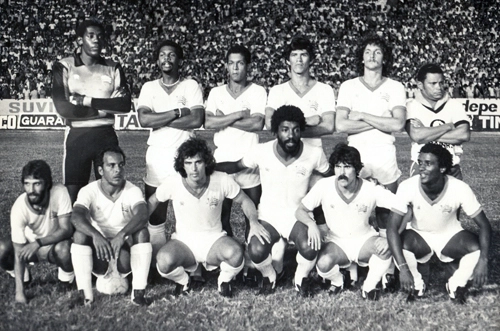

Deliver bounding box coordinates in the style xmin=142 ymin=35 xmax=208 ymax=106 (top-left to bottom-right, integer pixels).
xmin=83 ymin=96 xmax=92 ymax=107
xmin=173 ymin=108 xmax=181 ymax=118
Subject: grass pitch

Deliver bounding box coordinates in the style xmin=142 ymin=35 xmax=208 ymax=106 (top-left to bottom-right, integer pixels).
xmin=0 ymin=130 xmax=499 ymax=331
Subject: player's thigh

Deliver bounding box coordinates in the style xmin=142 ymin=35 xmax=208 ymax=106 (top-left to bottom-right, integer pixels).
xmin=289 ymin=221 xmax=315 ymax=254
xmin=243 ymin=185 xmax=262 ymax=206
xmin=48 ymin=240 xmax=72 ymax=264
xmin=441 ymin=230 xmax=479 ymax=260
xmin=156 ymin=239 xmax=196 ymax=271
xmin=358 ymin=236 xmax=389 ymax=264
xmin=317 ymin=241 xmax=349 ymax=272
xmin=206 ymin=236 xmax=243 ymax=266
xmin=401 ymin=229 xmax=432 ymax=259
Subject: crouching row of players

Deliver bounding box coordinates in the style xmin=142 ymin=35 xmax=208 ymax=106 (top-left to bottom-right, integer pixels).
xmin=0 ymin=106 xmax=490 ymax=306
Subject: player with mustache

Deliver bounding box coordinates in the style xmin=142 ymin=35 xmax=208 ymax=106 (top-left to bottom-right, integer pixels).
xmin=296 ymin=144 xmax=407 ymax=300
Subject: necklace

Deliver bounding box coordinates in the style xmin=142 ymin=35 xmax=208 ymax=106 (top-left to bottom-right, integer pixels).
xmin=160 ymin=77 xmax=180 ymax=88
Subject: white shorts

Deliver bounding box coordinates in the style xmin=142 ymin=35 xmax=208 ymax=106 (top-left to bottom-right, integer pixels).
xmin=354 ymin=144 xmax=401 ymax=186
xmin=265 ymin=217 xmax=296 ymax=241
xmin=172 ymin=231 xmax=226 ymax=271
xmin=145 ymin=145 xmax=178 ymax=187
xmin=231 ymin=167 xmax=260 ymax=190
xmin=324 ymin=228 xmax=379 ymax=267
xmin=409 ymin=223 xmax=464 ymax=263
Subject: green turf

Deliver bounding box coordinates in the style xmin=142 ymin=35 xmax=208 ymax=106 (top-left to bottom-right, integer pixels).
xmin=0 ymin=130 xmax=499 ymax=331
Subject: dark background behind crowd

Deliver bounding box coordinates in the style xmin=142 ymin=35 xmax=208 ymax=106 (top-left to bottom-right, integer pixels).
xmin=0 ymin=0 xmax=498 ymax=101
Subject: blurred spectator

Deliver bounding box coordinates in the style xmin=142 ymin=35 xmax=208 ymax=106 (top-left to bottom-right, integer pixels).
xmin=0 ymin=0 xmax=497 ymax=99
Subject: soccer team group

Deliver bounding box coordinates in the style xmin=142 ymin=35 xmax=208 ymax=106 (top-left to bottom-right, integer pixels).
xmin=0 ymin=19 xmax=491 ymax=307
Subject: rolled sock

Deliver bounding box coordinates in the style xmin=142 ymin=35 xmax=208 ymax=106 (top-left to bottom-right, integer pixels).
xmin=294 ymin=253 xmax=317 ymax=286
xmin=148 ymin=222 xmax=167 ymax=261
xmin=6 ymin=268 xmax=30 ymax=282
xmin=363 ymin=255 xmax=392 ymax=292
xmin=71 ymin=244 xmax=93 ymax=301
xmin=131 ymin=243 xmax=152 ymax=290
xmin=448 ymin=250 xmax=480 ymax=293
xmin=58 ymin=267 xmax=75 ymax=283
xmin=349 ymin=263 xmax=358 ymax=282
xmin=317 ymin=264 xmax=343 ymax=287
xmin=402 ymin=249 xmax=425 ymax=291
xmin=219 ymin=260 xmax=244 ymax=287
xmin=157 ymin=265 xmax=190 ymax=286
xmin=254 ymin=255 xmax=276 ymax=283
xmin=271 ymin=238 xmax=286 ymax=274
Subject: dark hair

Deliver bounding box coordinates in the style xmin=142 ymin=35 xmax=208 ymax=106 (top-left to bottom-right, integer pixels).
xmin=356 ymin=34 xmax=393 ymax=76
xmin=329 ymin=143 xmax=364 ymax=176
xmin=21 ymin=160 xmax=53 ymax=190
xmin=416 ymin=63 xmax=444 ymax=83
xmin=271 ymin=105 xmax=306 ymax=134
xmin=76 ymin=18 xmax=105 ymax=38
xmin=95 ymin=146 xmax=126 ymax=169
xmin=284 ymin=35 xmax=315 ymax=61
xmin=174 ymin=138 xmax=216 ymax=178
xmin=226 ymin=45 xmax=251 ymax=64
xmin=419 ymin=143 xmax=453 ymax=174
xmin=154 ymin=40 xmax=184 ymax=61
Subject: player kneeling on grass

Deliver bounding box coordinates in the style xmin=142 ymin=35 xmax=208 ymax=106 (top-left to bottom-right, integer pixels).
xmin=148 ymin=137 xmax=267 ymax=298
xmin=0 ymin=160 xmax=74 ymax=304
xmin=296 ymin=144 xmax=407 ymax=300
xmin=70 ymin=146 xmax=152 ymax=306
xmin=387 ymin=143 xmax=491 ymax=304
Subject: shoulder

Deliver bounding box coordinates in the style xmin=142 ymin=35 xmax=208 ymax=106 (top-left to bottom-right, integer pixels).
xmin=50 ymin=183 xmax=70 ymax=197
xmin=315 ymin=81 xmax=334 ymax=91
xmin=104 ymin=57 xmax=120 ymax=69
xmin=385 ymin=78 xmax=405 ymax=89
xmin=11 ymin=193 xmax=28 ymax=212
xmin=447 ymin=175 xmax=471 ymax=191
xmin=269 ymin=82 xmax=288 ymax=93
xmin=180 ymin=78 xmax=201 ymax=88
xmin=57 ymin=56 xmax=75 ymax=69
xmin=399 ymin=175 xmax=419 ymax=189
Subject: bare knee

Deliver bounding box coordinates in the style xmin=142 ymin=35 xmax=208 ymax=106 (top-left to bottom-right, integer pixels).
xmin=53 ymin=240 xmax=71 ymax=261
xmin=295 ymin=238 xmax=317 ymax=260
xmin=156 ymin=248 xmax=176 ymax=273
xmin=248 ymin=239 xmax=270 ymax=264
xmin=317 ymin=253 xmax=335 ymax=272
xmin=0 ymin=238 xmax=13 ymax=258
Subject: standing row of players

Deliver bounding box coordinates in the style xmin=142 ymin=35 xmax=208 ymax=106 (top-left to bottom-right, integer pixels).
xmin=0 ymin=19 xmax=489 ymax=306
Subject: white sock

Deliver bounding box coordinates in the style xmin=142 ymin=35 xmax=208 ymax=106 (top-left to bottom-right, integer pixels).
xmin=58 ymin=267 xmax=75 ymax=283
xmin=218 ymin=260 xmax=244 ymax=288
xmin=294 ymin=253 xmax=317 ymax=286
xmin=317 ymin=264 xmax=343 ymax=287
xmin=6 ymin=267 xmax=30 ymax=282
xmin=271 ymin=238 xmax=286 ymax=274
xmin=243 ymin=248 xmax=254 ymax=276
xmin=71 ymin=244 xmax=94 ymax=301
xmin=448 ymin=250 xmax=480 ymax=292
xmin=148 ymin=222 xmax=167 ymax=262
xmin=402 ymin=249 xmax=425 ymax=292
xmin=254 ymin=255 xmax=276 ymax=283
xmin=158 ymin=265 xmax=189 ymax=286
xmin=130 ymin=243 xmax=152 ymax=290
xmin=349 ymin=263 xmax=358 ymax=282
xmin=363 ymin=255 xmax=392 ymax=292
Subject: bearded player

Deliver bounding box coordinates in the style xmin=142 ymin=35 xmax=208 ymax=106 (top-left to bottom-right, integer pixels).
xmin=0 ymin=160 xmax=74 ymax=304
xmin=217 ymin=105 xmax=332 ymax=297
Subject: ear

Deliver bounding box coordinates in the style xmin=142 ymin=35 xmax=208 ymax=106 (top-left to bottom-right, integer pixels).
xmin=77 ymin=37 xmax=83 ymax=45
xmin=440 ymin=167 xmax=446 ymax=174
xmin=98 ymin=166 xmax=104 ymax=176
xmin=417 ymin=81 xmax=424 ymax=90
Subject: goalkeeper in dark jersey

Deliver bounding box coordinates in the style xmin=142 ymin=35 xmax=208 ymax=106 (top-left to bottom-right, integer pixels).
xmin=52 ymin=18 xmax=131 ymax=204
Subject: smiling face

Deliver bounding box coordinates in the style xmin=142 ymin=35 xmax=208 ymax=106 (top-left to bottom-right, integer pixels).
xmin=276 ymin=120 xmax=301 ymax=155
xmin=417 ymin=152 xmax=445 ymax=185
xmin=80 ymin=26 xmax=104 ymax=58
xmin=98 ymin=152 xmax=125 ymax=187
xmin=363 ymin=43 xmax=384 ymax=71
xmin=23 ymin=176 xmax=48 ymax=206
xmin=157 ymin=45 xmax=181 ymax=75
xmin=227 ymin=53 xmax=248 ymax=84
xmin=183 ymin=153 xmax=207 ymax=184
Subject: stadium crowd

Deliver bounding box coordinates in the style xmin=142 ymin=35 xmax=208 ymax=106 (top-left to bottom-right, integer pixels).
xmin=0 ymin=0 xmax=498 ymax=100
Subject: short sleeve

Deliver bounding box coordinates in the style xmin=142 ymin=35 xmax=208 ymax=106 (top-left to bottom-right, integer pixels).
xmin=459 ymin=182 xmax=482 ymax=217
xmin=241 ymin=145 xmax=260 ymax=169
xmin=156 ymin=177 xmax=175 ymax=203
xmin=301 ymin=179 xmax=325 ymax=211
xmin=74 ymin=184 xmax=94 ymax=211
xmin=10 ymin=197 xmax=28 ymax=244
xmin=250 ymin=85 xmax=267 ymax=116
xmin=335 ymin=81 xmax=352 ymax=112
xmin=53 ymin=184 xmax=72 ymax=217
xmin=221 ymin=173 xmax=241 ymax=200
xmin=185 ymin=80 xmax=204 ymax=109
xmin=389 ymin=81 xmax=407 ymax=112
xmin=266 ymin=85 xmax=282 ymax=110
xmin=205 ymin=88 xmax=218 ymax=114
xmin=315 ymin=149 xmax=330 ymax=174
xmin=137 ymin=82 xmax=154 ymax=110
xmin=374 ymin=185 xmax=407 ymax=215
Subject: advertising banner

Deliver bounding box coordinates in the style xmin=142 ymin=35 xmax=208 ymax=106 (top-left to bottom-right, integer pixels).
xmin=1 ymin=98 xmax=499 ymax=131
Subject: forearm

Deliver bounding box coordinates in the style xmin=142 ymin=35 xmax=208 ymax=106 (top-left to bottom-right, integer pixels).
xmin=295 ymin=205 xmax=316 ymax=227
xmin=264 ymin=107 xmax=274 ymax=130
xmin=205 ymin=112 xmax=241 ymax=130
xmin=215 ymin=161 xmax=245 ymax=174
xmin=231 ymin=116 xmax=264 ymax=132
xmin=240 ymin=198 xmax=259 ymax=225
xmin=14 ymin=253 xmax=25 ymax=296
xmin=336 ymin=116 xmax=374 ymax=134
xmin=436 ymin=125 xmax=470 ymax=144
xmin=361 ymin=113 xmax=405 ymax=133
xmin=387 ymin=228 xmax=406 ymax=266
xmin=302 ymin=124 xmax=333 ymax=137
xmin=477 ymin=220 xmax=491 ymax=261
xmin=168 ymin=107 xmax=204 ymax=129
xmin=137 ymin=108 xmax=180 ymax=128
xmin=36 ymin=229 xmax=72 ymax=246
xmin=116 ymin=206 xmax=148 ymax=238
xmin=91 ymin=95 xmax=131 ymax=114
xmin=72 ymin=215 xmax=103 ymax=240
xmin=408 ymin=123 xmax=453 ymax=144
